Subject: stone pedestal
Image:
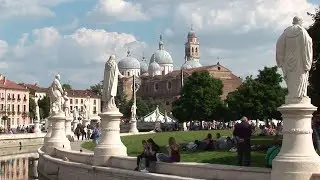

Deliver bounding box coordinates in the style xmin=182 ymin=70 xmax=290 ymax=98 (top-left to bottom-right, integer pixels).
xmin=43 ymin=114 xmax=71 ymax=155
xmin=65 ymin=117 xmax=74 ymax=141
xmin=183 ymin=122 xmax=187 ymax=131
xmin=43 ymin=121 xmax=52 ymax=144
xmin=33 ymin=119 xmax=41 ymax=134
xmin=93 ymin=108 xmax=127 ymax=166
xmin=271 ymin=101 xmax=320 ymax=180
xmin=72 ymin=119 xmax=79 ymax=132
xmin=129 ymin=117 xmax=139 ymax=134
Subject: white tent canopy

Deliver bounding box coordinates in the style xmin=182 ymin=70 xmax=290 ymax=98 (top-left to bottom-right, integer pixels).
xmin=141 ymin=106 xmax=176 ymax=124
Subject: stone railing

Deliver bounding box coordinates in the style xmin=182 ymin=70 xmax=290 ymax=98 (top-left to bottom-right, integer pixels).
xmin=43 ymin=148 xmax=271 ymax=180
xmin=38 ymin=148 xmax=201 ymax=180
xmin=0 ymin=133 xmax=45 ymax=148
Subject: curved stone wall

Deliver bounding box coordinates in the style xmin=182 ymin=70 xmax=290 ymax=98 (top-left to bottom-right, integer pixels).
xmin=0 ymin=133 xmax=45 ymax=148
xmin=38 ymin=148 xmax=271 ymax=180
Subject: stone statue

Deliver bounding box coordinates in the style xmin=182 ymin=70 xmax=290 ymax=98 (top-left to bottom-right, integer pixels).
xmin=48 ymin=74 xmax=64 ymax=115
xmin=82 ymin=97 xmax=89 ymax=119
xmin=102 ymin=55 xmax=124 ymax=111
xmin=131 ymin=104 xmax=137 ymax=119
xmin=72 ymin=108 xmax=79 ymax=120
xmin=63 ymin=91 xmax=70 ymax=117
xmin=276 ymin=16 xmax=313 ymax=104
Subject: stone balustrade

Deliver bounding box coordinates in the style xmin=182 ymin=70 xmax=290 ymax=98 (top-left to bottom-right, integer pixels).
xmin=0 ymin=133 xmax=45 ymax=148
xmin=40 ymin=148 xmax=271 ymax=180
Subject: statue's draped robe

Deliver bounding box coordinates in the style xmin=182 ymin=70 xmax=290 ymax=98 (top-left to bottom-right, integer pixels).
xmin=102 ymin=58 xmax=120 ymax=108
xmin=49 ymin=78 xmax=64 ymax=114
xmin=276 ymin=24 xmax=313 ymax=100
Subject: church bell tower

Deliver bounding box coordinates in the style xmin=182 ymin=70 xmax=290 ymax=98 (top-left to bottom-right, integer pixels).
xmin=184 ymin=26 xmax=200 ymax=61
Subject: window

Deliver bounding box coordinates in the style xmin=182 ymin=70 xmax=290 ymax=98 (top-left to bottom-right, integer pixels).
xmin=18 ymin=94 xmax=21 ymax=100
xmin=70 ymin=99 xmax=73 ymax=104
xmin=127 ymin=72 xmax=130 ymax=76
xmin=23 ymin=105 xmax=26 ymax=112
xmin=75 ymin=99 xmax=78 ymax=104
xmin=167 ymin=81 xmax=172 ymax=89
xmin=12 ymin=104 xmax=14 ymax=111
xmin=93 ymin=107 xmax=97 ymax=114
xmin=17 ymin=105 xmax=20 ymax=112
xmin=195 ymin=48 xmax=198 ymax=53
xmin=93 ymin=100 xmax=96 ymax=105
xmin=154 ymin=83 xmax=159 ymax=91
xmin=12 ymin=94 xmax=15 ymax=99
xmin=7 ymin=105 xmax=10 ymax=111
xmin=81 ymin=99 xmax=83 ymax=104
xmin=70 ymin=106 xmax=73 ymax=111
xmin=7 ymin=93 xmax=10 ymax=99
xmin=218 ymin=67 xmax=221 ymax=71
xmin=81 ymin=106 xmax=83 ymax=111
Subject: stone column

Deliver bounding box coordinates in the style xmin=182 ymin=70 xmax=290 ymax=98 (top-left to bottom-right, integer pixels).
xmin=43 ymin=114 xmax=70 ymax=155
xmin=65 ymin=117 xmax=74 ymax=141
xmin=271 ymin=100 xmax=320 ymax=180
xmin=93 ymin=109 xmax=127 ymax=166
xmin=43 ymin=120 xmax=52 ymax=144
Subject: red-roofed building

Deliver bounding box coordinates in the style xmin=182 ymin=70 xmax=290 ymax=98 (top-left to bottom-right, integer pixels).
xmin=0 ymin=75 xmax=30 ymax=129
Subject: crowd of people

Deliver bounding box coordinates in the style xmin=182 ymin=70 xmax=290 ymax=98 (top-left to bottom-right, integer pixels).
xmin=0 ymin=125 xmax=36 ymax=134
xmin=74 ymin=123 xmax=101 ymax=144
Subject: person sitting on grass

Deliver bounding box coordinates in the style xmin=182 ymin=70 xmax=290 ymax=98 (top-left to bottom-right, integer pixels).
xmin=215 ymin=133 xmax=231 ymax=150
xmin=265 ymin=135 xmax=282 ymax=168
xmin=134 ymin=140 xmax=148 ymax=171
xmin=157 ymin=137 xmax=181 ymax=163
xmin=195 ymin=133 xmax=214 ymax=150
xmin=139 ymin=138 xmax=160 ymax=172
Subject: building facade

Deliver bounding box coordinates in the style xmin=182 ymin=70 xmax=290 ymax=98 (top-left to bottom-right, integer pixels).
xmin=120 ymin=28 xmax=242 ymax=112
xmin=0 ymin=75 xmax=30 ymax=129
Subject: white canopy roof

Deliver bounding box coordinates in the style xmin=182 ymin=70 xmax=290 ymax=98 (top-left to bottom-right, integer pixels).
xmin=142 ymin=106 xmax=176 ymax=123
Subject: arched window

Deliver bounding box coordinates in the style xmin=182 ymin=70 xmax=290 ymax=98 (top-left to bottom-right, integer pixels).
xmin=218 ymin=67 xmax=221 ymax=71
xmin=167 ymin=81 xmax=172 ymax=89
xmin=154 ymin=83 xmax=159 ymax=91
xmin=195 ymin=48 xmax=198 ymax=53
xmin=192 ymin=47 xmax=194 ymax=53
xmin=127 ymin=72 xmax=130 ymax=76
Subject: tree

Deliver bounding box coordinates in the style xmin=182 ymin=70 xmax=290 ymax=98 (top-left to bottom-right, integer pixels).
xmin=172 ymin=71 xmax=224 ymax=122
xmin=226 ymin=66 xmax=287 ymax=121
xmin=146 ymin=100 xmax=166 ymax=114
xmin=29 ymin=97 xmax=36 ymax=120
xmin=38 ymin=96 xmax=50 ymax=119
xmin=116 ymin=80 xmax=127 ymax=110
xmin=88 ymin=81 xmax=103 ymax=96
xmin=121 ymin=97 xmax=150 ymax=119
xmin=62 ymin=83 xmax=72 ymax=90
xmin=307 ymin=7 xmax=320 ymax=108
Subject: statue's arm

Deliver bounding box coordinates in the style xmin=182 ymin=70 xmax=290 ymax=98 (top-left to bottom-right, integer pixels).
xmin=276 ymin=33 xmax=286 ymax=67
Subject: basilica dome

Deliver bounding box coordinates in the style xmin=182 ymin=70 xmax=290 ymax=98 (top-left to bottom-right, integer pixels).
xmin=148 ymin=61 xmax=162 ymax=72
xmin=118 ymin=50 xmax=140 ymax=70
xmin=150 ymin=35 xmax=173 ymax=65
xmin=182 ymin=60 xmax=202 ymax=69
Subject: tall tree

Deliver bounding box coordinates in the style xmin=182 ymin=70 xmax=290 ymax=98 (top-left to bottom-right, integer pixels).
xmin=29 ymin=97 xmax=36 ymax=120
xmin=121 ymin=97 xmax=150 ymax=119
xmin=62 ymin=83 xmax=72 ymax=90
xmin=226 ymin=66 xmax=287 ymax=121
xmin=38 ymin=96 xmax=50 ymax=119
xmin=172 ymin=71 xmax=224 ymax=122
xmin=307 ymin=7 xmax=320 ymax=108
xmin=88 ymin=81 xmax=103 ymax=96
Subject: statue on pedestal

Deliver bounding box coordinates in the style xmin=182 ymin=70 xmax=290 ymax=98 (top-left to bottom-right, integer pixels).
xmin=83 ymin=97 xmax=89 ymax=120
xmin=63 ymin=91 xmax=71 ymax=118
xmin=102 ymin=55 xmax=124 ymax=111
xmin=276 ymin=16 xmax=313 ymax=104
xmin=48 ymin=74 xmax=64 ymax=115
xmin=131 ymin=104 xmax=137 ymax=120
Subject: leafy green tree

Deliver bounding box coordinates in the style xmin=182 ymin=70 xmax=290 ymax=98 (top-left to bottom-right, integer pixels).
xmin=307 ymin=7 xmax=320 ymax=108
xmin=146 ymin=100 xmax=166 ymax=114
xmin=38 ymin=96 xmax=50 ymax=119
xmin=29 ymin=97 xmax=36 ymax=120
xmin=226 ymin=66 xmax=287 ymax=121
xmin=88 ymin=81 xmax=103 ymax=96
xmin=172 ymin=71 xmax=224 ymax=122
xmin=121 ymin=98 xmax=150 ymax=119
xmin=62 ymin=83 xmax=72 ymax=90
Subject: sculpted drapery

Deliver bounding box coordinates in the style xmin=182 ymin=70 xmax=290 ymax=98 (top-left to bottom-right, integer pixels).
xmin=48 ymin=74 xmax=64 ymax=115
xmin=102 ymin=55 xmax=124 ymax=111
xmin=276 ymin=16 xmax=313 ymax=103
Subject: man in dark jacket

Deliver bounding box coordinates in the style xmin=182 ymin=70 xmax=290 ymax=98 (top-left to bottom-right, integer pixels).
xmin=233 ymin=116 xmax=252 ymax=166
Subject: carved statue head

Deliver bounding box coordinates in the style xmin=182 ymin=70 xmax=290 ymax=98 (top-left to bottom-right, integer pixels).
xmin=292 ymin=16 xmax=303 ymax=26
xmin=55 ymin=73 xmax=61 ymax=80
xmin=108 ymin=55 xmax=116 ymax=62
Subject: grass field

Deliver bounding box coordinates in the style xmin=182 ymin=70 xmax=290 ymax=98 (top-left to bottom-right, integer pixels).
xmin=81 ymin=130 xmax=274 ymax=167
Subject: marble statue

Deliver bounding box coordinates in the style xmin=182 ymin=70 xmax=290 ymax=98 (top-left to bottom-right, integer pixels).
xmin=131 ymin=104 xmax=137 ymax=119
xmin=83 ymin=97 xmax=89 ymax=119
xmin=48 ymin=74 xmax=64 ymax=115
xmin=102 ymin=55 xmax=124 ymax=111
xmin=72 ymin=108 xmax=79 ymax=121
xmin=276 ymin=16 xmax=313 ymax=104
xmin=63 ymin=91 xmax=70 ymax=117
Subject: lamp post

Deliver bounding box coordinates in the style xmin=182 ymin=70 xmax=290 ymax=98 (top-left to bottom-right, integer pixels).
xmin=129 ymin=75 xmax=139 ymax=133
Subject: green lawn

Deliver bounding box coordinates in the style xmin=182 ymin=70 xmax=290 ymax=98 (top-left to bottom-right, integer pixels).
xmin=81 ymin=130 xmax=274 ymax=167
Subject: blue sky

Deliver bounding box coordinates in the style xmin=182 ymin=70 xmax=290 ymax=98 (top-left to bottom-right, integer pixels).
xmin=0 ymin=0 xmax=318 ymax=88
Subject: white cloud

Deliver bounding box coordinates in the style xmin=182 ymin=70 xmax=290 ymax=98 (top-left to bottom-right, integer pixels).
xmin=2 ymin=27 xmax=148 ymax=87
xmin=87 ymin=0 xmax=148 ymax=22
xmin=0 ymin=0 xmax=73 ymax=19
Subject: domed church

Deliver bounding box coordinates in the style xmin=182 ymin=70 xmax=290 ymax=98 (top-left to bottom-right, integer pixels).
xmin=120 ymin=29 xmax=242 ymax=111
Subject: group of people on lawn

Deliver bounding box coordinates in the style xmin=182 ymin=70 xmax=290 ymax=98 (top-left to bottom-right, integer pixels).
xmin=134 ymin=116 xmax=286 ymax=172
